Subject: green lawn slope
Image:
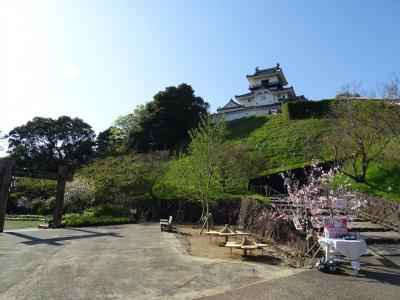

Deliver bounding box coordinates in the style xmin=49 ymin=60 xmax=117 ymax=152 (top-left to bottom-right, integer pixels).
xmin=226 ymin=114 xmax=330 ymax=174
xmin=225 ymin=114 xmax=400 ymax=202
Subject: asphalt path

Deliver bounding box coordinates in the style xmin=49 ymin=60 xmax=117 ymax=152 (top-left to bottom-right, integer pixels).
xmin=0 ymin=224 xmax=299 ymax=300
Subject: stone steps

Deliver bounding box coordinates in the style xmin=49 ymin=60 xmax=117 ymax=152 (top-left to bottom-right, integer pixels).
xmin=268 ymin=197 xmax=400 ymax=248
xmin=358 ymin=212 xmax=399 ymax=231
xmin=361 ymin=231 xmax=400 ymax=244
xmin=367 ymin=243 xmax=400 ymax=256
xmin=347 ymin=221 xmax=392 ymax=232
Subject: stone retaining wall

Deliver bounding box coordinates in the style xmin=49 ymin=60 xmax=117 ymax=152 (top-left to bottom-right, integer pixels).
xmin=362 ymin=194 xmax=400 ymax=231
xmin=237 ymin=198 xmax=307 ymax=252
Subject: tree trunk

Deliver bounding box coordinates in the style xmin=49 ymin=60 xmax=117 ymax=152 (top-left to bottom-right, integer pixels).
xmin=220 ymin=166 xmax=226 ymax=193
xmin=206 ymin=200 xmax=210 ymax=231
xmin=360 ymin=154 xmax=368 ymax=183
xmin=53 ymin=166 xmax=68 ymax=228
xmin=0 ymin=160 xmax=13 ymax=233
xmin=148 ymin=187 xmax=159 ymax=220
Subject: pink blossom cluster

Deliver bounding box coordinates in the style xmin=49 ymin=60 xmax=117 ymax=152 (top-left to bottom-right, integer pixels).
xmin=266 ymin=164 xmax=365 ymax=234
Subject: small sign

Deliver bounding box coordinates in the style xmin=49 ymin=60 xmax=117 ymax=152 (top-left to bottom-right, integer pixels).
xmin=293 ymin=217 xmax=303 ymax=231
xmin=130 ymin=209 xmax=137 ymax=214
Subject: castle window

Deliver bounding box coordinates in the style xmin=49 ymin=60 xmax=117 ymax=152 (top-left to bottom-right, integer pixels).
xmin=261 ymin=96 xmax=266 ymax=100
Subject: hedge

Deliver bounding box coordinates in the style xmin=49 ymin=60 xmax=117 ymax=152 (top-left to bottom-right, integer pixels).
xmin=282 ymin=99 xmax=396 ymax=120
xmin=282 ymin=99 xmax=338 ymax=119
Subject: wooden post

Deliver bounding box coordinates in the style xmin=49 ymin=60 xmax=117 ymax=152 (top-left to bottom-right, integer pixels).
xmin=52 ymin=166 xmax=68 ymax=228
xmin=199 ymin=214 xmax=209 ymax=235
xmin=0 ymin=160 xmax=13 ymax=233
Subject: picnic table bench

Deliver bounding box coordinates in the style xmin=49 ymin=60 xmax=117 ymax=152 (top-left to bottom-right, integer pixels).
xmin=160 ymin=216 xmax=173 ymax=232
xmin=225 ymin=238 xmax=271 ymax=257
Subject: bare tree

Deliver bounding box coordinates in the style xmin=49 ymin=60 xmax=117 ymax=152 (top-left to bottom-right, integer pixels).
xmin=377 ymin=73 xmax=400 ymax=99
xmin=336 ymin=81 xmax=363 ymax=99
xmin=374 ymin=73 xmax=400 ymax=145
xmin=311 ymin=101 xmax=394 ymax=183
xmin=0 ymin=131 xmax=5 ymax=152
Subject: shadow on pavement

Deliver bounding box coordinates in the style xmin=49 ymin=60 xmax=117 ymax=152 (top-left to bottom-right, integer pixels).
xmin=324 ymin=256 xmax=400 ymax=287
xmin=358 ymin=269 xmax=400 ymax=286
xmin=6 ymin=229 xmax=122 ymax=246
xmin=242 ymin=255 xmax=285 ymax=265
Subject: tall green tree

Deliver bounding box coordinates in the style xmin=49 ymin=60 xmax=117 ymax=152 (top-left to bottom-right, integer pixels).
xmin=123 ymin=84 xmax=209 ymax=152
xmin=8 ymin=116 xmax=95 ymax=173
xmin=109 ymin=104 xmax=149 ymax=153
xmin=95 ymin=127 xmax=119 ymax=157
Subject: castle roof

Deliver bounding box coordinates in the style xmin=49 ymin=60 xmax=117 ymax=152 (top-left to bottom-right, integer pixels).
xmin=235 ymin=86 xmax=296 ymax=99
xmin=216 ymin=103 xmax=283 ymax=115
xmin=246 ymin=65 xmax=281 ymax=78
xmin=217 ymin=99 xmax=244 ymax=112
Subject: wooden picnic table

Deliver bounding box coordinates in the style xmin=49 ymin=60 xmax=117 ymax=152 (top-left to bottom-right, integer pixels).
xmin=205 ymin=231 xmax=250 ymax=244
xmin=204 ymin=224 xmax=250 ymax=244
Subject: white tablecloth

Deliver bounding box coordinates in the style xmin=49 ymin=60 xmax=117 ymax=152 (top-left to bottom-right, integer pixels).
xmin=319 ymin=237 xmax=367 ymax=260
xmin=319 ymin=237 xmax=367 ymax=271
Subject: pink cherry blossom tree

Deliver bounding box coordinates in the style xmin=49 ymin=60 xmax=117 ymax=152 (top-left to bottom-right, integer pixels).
xmin=268 ymin=163 xmax=364 ymax=243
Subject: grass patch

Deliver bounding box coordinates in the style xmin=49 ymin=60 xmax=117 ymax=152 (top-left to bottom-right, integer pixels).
xmin=240 ymin=193 xmax=270 ymax=204
xmin=4 ymin=219 xmax=43 ymax=230
xmin=219 ymin=192 xmax=270 ymax=204
xmin=335 ymin=163 xmax=400 ymax=202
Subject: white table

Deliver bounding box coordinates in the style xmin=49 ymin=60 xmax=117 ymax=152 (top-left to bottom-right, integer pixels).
xmin=319 ymin=237 xmax=367 ymax=273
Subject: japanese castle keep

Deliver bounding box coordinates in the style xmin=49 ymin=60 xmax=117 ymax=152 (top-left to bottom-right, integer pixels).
xmin=217 ymin=64 xmax=305 ymax=121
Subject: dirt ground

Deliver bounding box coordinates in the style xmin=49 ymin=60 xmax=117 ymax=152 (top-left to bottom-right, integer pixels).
xmin=176 ymin=225 xmax=291 ymax=267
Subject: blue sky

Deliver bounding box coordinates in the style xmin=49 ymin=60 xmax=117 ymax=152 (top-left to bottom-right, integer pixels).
xmin=1 ymin=0 xmax=400 ymax=137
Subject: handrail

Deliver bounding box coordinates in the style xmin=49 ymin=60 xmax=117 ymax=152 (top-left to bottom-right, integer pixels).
xmin=251 ymin=184 xmax=286 ymax=197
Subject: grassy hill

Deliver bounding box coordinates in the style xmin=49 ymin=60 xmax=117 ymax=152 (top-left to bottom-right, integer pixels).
xmin=226 ymin=114 xmax=330 ymax=174
xmin=225 ymin=114 xmax=400 ymax=202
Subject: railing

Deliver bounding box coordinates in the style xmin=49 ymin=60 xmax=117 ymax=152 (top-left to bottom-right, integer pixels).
xmin=249 ymin=184 xmax=286 ymax=198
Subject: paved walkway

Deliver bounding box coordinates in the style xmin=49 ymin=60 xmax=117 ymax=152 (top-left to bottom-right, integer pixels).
xmin=0 ymin=224 xmax=299 ymax=300
xmin=204 ymin=254 xmax=400 ymax=300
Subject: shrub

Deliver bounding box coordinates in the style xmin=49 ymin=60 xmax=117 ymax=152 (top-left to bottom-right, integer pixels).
xmin=86 ymin=204 xmax=128 ymax=217
xmin=62 ymin=213 xmax=130 ymax=227
xmin=61 ymin=204 xmax=130 ymax=227
xmin=36 ymin=202 xmax=51 ymax=216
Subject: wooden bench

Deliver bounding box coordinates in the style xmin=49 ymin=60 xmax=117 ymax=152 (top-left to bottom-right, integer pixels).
xmin=225 ymin=241 xmax=271 ymax=257
xmin=160 ymin=216 xmax=173 ymax=232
